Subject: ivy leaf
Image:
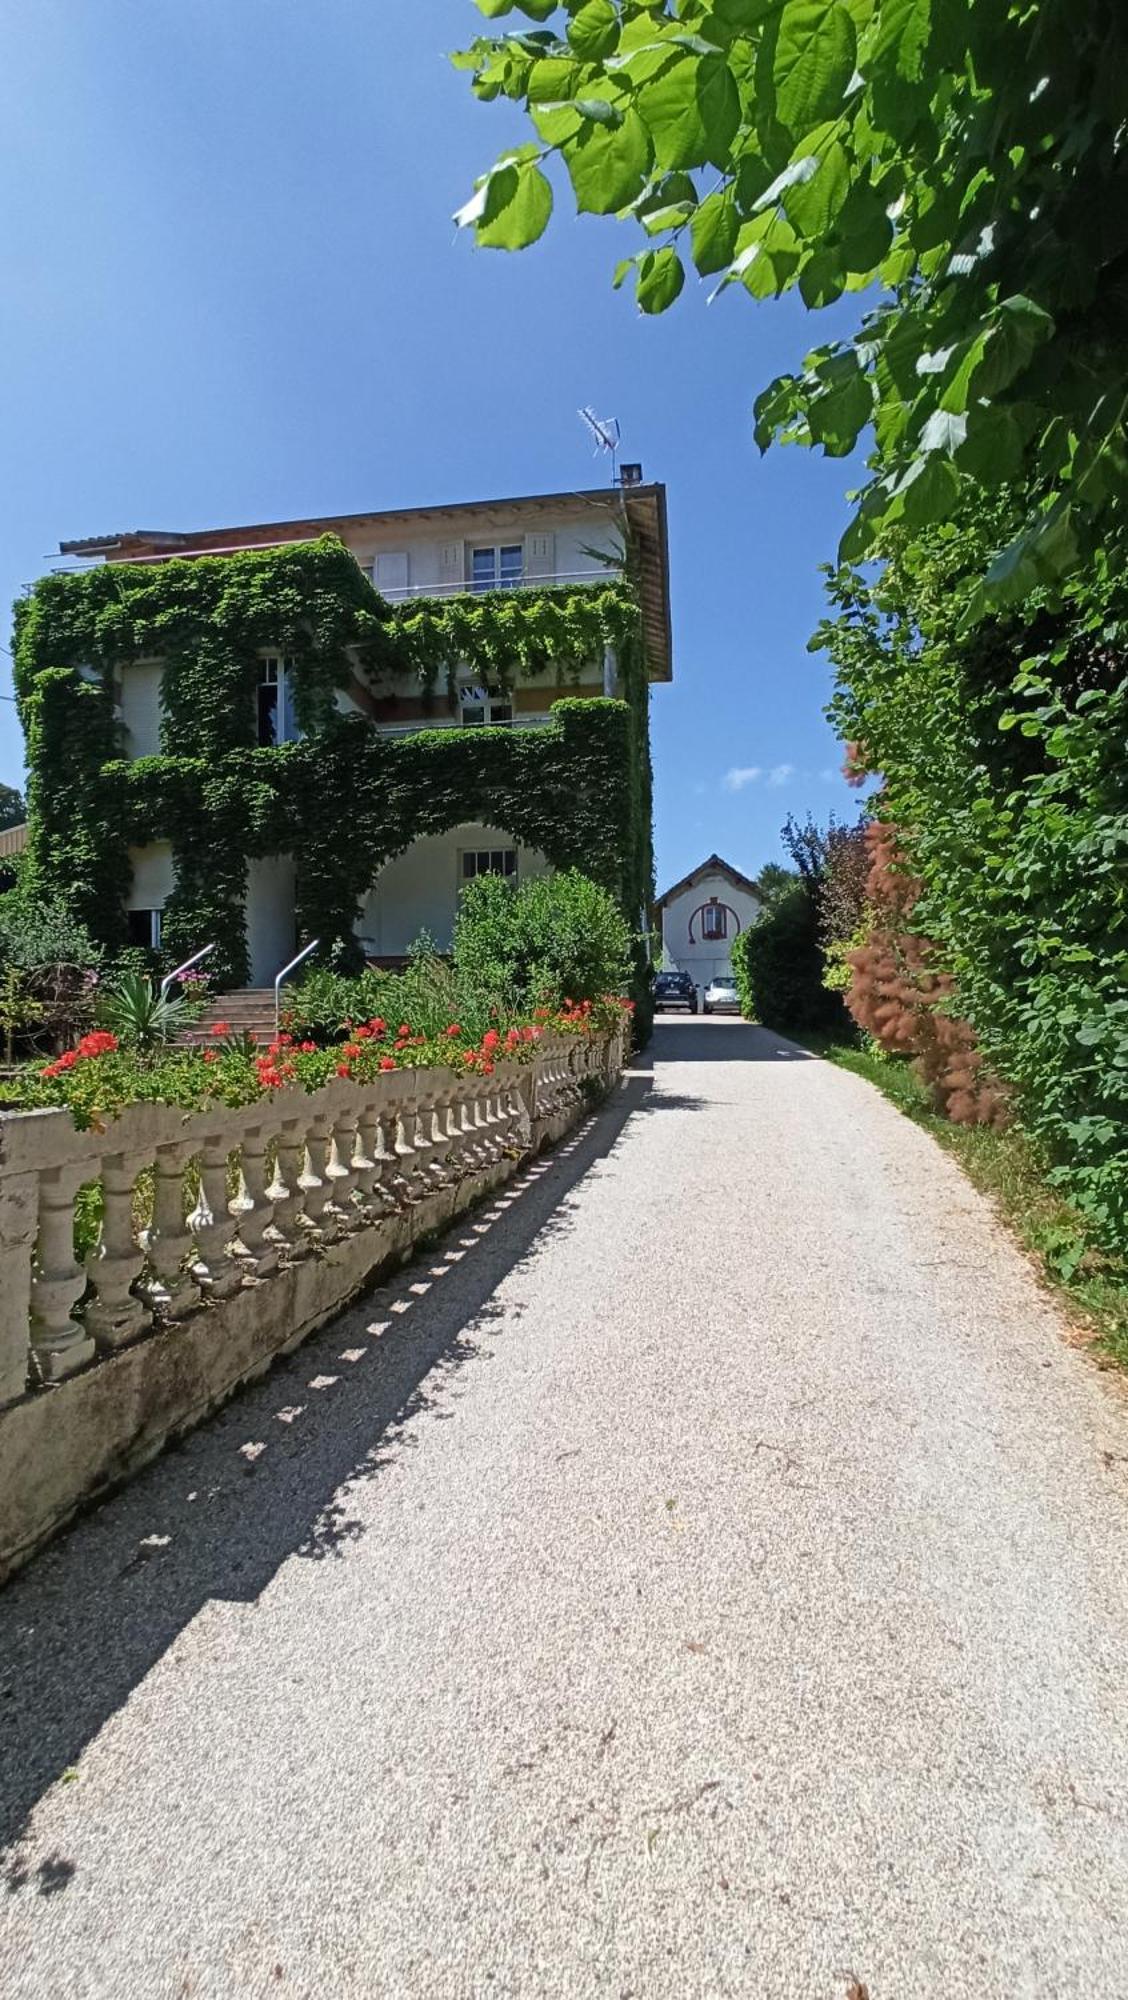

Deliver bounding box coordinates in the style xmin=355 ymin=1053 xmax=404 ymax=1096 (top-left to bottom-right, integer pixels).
xmin=636 ymin=246 xmax=686 ymax=313
xmin=471 ymin=158 xmax=554 ymax=250
xmin=562 ymin=107 xmax=651 ymax=213
xmin=773 ymin=0 xmax=857 ymax=137
xmin=567 ymin=0 xmax=620 ymax=63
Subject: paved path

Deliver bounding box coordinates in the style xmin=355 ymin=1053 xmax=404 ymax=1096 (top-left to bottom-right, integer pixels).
xmin=2 ymin=1020 xmax=1128 ymax=1998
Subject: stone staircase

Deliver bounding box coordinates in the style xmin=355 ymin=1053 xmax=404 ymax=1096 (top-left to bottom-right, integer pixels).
xmin=179 ymin=989 xmax=280 ymax=1047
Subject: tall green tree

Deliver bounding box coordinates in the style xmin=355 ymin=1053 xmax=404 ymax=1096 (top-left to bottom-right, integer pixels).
xmin=454 ymin=0 xmax=1128 ymax=612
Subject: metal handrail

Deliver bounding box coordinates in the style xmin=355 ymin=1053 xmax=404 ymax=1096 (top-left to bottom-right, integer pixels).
xmin=274 ymin=940 xmax=319 ymax=1039
xmin=159 ymin=944 xmax=215 ymax=1004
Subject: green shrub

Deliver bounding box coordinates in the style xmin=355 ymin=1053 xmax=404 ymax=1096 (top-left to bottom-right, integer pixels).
xmin=452 ymin=868 xmax=632 ymax=1009
xmin=821 ymin=490 xmax=1128 ymax=1250
xmin=0 ymin=895 xmax=100 ymax=972
xmin=733 ymin=884 xmax=849 ymax=1035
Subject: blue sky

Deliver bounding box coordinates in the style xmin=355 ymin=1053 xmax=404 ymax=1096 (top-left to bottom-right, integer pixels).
xmin=0 ymin=0 xmax=867 ymax=888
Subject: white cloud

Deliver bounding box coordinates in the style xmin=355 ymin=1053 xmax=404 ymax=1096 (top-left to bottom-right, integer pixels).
xmin=818 ymin=767 xmax=838 ymax=783
xmin=767 ymin=762 xmax=795 ymax=787
xmin=723 ymin=766 xmax=762 ymax=792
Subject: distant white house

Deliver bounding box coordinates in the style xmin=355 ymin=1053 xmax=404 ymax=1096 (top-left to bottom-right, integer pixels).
xmin=655 ymin=855 xmax=762 ymax=989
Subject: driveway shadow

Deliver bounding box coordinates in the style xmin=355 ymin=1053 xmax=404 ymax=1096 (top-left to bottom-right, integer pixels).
xmin=0 ymin=1061 xmax=697 ymax=1886
xmin=651 ymin=1018 xmax=815 ymax=1062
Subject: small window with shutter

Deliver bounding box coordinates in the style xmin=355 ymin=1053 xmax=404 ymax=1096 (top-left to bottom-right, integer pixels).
xmin=524 ymin=531 xmax=556 ymax=579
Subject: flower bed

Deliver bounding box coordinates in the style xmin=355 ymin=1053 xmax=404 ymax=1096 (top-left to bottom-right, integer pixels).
xmin=0 ymin=997 xmax=634 ymax=1129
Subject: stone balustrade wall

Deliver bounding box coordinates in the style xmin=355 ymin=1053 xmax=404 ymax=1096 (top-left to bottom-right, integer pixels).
xmin=0 ymin=1028 xmax=622 ymax=1583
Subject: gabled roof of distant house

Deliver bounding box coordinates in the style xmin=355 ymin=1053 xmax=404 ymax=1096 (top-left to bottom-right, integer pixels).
xmin=655 ymin=854 xmax=762 ymax=909
xmin=58 ymin=483 xmax=673 ymax=682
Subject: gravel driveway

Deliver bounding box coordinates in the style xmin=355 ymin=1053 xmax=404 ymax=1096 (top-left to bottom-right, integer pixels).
xmin=2 ymin=1019 xmax=1127 ymax=1998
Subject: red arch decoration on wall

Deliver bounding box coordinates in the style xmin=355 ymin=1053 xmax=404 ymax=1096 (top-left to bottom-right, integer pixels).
xmin=687 ymin=899 xmax=742 ymax=944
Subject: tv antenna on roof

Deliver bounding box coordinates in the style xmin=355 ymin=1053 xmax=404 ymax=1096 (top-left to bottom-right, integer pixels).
xmin=579 ymin=406 xmax=621 ymax=486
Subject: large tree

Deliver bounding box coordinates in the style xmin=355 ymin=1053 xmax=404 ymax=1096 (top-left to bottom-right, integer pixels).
xmin=454 ymin=0 xmax=1128 ymax=613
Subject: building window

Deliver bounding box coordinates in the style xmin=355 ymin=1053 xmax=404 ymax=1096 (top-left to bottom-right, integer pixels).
xmin=126 ymin=908 xmax=162 ymax=950
xmin=702 ymin=902 xmax=727 ymax=940
xmin=461 ymin=849 xmax=517 ymax=882
xmin=471 ymin=544 xmax=523 ymax=591
xmin=458 ymin=683 xmax=513 ymax=728
xmin=257 ymin=657 xmax=297 ymax=746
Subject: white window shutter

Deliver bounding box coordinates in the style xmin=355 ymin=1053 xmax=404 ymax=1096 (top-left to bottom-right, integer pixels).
xmin=524 ymin=531 xmax=555 ymax=579
xmin=374 ymin=551 xmax=409 ymax=594
xmin=439 ymin=540 xmax=464 ymax=586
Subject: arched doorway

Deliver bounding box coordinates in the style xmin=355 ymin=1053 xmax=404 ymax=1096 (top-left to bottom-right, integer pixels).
xmin=357 ymin=822 xmax=551 ymax=963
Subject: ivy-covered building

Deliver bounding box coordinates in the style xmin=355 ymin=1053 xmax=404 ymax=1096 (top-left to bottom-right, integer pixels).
xmin=16 ymin=483 xmax=671 ymax=990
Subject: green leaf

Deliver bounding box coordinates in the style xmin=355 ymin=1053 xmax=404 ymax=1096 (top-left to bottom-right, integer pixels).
xmin=783 ymin=138 xmax=850 ymax=235
xmin=636 ymin=53 xmax=740 ymax=171
xmin=973 ymin=296 xmax=1056 ymax=397
xmin=691 ymin=189 xmax=740 ymax=273
xmin=773 ymin=0 xmax=857 ymax=135
xmin=636 ymin=246 xmax=686 ymax=313
xmin=866 ymin=0 xmax=931 ymax=82
xmin=807 ymin=359 xmax=872 ymax=451
xmin=898 ymin=452 xmax=959 ymax=526
xmin=919 ymin=408 xmax=967 ymax=455
xmin=715 ymin=0 xmax=779 ymax=25
xmin=567 ymin=0 xmax=620 ymax=63
xmin=475 ymin=158 xmax=554 ymax=250
xmin=562 ymin=107 xmax=652 ymax=213
xmin=798 ymin=246 xmax=845 ymax=307
xmin=954 ymin=405 xmax=1026 ymax=483
xmin=476 ymin=0 xmax=557 ymax=16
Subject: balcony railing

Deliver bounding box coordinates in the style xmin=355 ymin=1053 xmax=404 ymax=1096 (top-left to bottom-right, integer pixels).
xmin=374 ymin=569 xmax=612 ymax=603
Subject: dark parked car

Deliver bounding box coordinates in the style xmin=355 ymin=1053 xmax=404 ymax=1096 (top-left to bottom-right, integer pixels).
xmin=654 ymin=970 xmax=698 ymax=1014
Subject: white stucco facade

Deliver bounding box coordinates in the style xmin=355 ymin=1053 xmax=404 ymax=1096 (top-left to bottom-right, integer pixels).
xmin=119 ymin=662 xmax=164 ymax=759
xmin=359 ymin=824 xmax=551 ymax=959
xmin=245 ymin=855 xmax=297 ymax=985
xmin=657 ymin=859 xmax=762 ymax=989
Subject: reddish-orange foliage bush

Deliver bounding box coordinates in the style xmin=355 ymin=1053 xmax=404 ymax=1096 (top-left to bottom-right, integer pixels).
xmin=845 ymin=823 xmax=1008 ymax=1127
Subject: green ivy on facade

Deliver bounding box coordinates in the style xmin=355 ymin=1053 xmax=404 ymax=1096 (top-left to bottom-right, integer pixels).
xmin=13 ymin=538 xmax=653 ymax=992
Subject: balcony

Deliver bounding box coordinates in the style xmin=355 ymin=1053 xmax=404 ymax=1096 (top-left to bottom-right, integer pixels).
xmin=372 ymin=568 xmax=613 ymax=603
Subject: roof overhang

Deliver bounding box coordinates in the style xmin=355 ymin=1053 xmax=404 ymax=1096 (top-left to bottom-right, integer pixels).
xmin=656 ymin=854 xmax=762 ymax=908
xmin=58 ymin=483 xmax=673 ymax=683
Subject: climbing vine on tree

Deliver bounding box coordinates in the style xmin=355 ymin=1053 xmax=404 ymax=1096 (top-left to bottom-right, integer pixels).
xmin=454 ymin=0 xmax=1128 ymax=611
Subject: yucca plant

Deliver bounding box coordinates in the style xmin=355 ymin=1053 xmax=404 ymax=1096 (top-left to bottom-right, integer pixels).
xmin=96 ymin=972 xmax=190 ymax=1050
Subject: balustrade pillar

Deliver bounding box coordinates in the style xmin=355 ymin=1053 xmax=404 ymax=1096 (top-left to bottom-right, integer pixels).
xmin=352 ymin=1101 xmax=381 ymax=1217
xmin=29 ymin=1166 xmax=95 ymax=1383
xmin=189 ymin=1139 xmax=244 ymax=1298
xmin=142 ymin=1143 xmax=198 ymax=1318
xmin=234 ymin=1126 xmax=280 ymax=1279
xmin=85 ymin=1153 xmax=150 ymax=1350
xmin=0 ymin=1170 xmax=37 ymax=1406
xmin=325 ymin=1107 xmax=360 ymax=1234
xmin=267 ymin=1120 xmax=310 ymax=1258
xmin=299 ymin=1115 xmax=332 ymax=1240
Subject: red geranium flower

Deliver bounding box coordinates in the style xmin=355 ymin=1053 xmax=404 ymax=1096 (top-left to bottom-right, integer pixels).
xmin=210 ymin=1021 xmax=231 ymax=1038
xmin=379 ymin=1055 xmax=396 ymax=1071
